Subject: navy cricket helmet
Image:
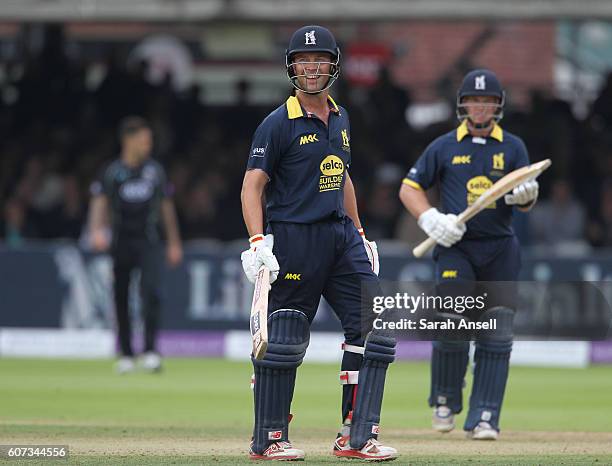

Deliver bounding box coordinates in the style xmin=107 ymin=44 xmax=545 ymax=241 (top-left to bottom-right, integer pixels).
xmin=456 ymin=69 xmax=505 ymax=124
xmin=285 ymin=25 xmax=340 ymax=94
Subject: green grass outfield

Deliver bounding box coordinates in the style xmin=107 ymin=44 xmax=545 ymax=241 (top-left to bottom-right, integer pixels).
xmin=1 ymin=358 xmax=611 ymax=465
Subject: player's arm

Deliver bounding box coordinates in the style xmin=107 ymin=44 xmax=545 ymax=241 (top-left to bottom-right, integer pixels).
xmin=241 ymin=168 xmax=269 ymax=237
xmin=88 ymin=194 xmax=110 ymax=251
xmin=344 ymin=172 xmax=379 ymax=274
xmin=243 ymin=116 xmax=281 ymax=239
xmin=241 ymin=118 xmax=281 ymax=283
xmin=399 ymin=143 xmax=439 ymax=220
xmin=399 ymin=182 xmax=431 ymax=219
xmin=343 ymin=172 xmax=362 ymax=230
xmin=161 ymin=198 xmax=183 ymax=266
xmin=398 ymin=158 xmax=465 ymax=248
xmin=240 ymin=168 xmax=280 ymax=283
xmin=161 ymin=199 xmax=181 ymax=245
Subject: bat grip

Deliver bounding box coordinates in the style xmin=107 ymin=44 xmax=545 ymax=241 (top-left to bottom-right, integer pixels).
xmin=412 ymin=237 xmax=437 ymax=258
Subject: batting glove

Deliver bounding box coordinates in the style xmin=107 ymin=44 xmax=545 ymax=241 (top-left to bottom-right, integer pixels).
xmin=504 ymin=179 xmax=539 ymax=206
xmin=241 ymin=234 xmax=280 ymax=284
xmin=418 ymin=208 xmax=466 ymax=248
xmin=358 ymin=228 xmax=380 ymax=275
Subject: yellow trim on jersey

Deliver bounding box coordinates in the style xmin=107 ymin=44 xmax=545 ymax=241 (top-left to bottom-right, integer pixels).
xmin=327 ymin=95 xmax=339 ymax=112
xmin=286 ymin=96 xmax=304 ymax=119
xmin=286 ymin=95 xmax=339 ymax=119
xmin=456 ymin=121 xmax=503 ymax=142
xmin=490 ymin=123 xmax=503 ymax=142
xmin=402 ymin=178 xmax=423 ymax=191
xmin=456 ymin=121 xmax=470 ymax=141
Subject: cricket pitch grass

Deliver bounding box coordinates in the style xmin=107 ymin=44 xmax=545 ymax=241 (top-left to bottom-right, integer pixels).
xmin=1 ymin=358 xmax=611 ymax=465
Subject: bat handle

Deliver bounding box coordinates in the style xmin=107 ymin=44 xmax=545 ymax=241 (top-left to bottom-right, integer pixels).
xmin=412 ymin=237 xmax=437 ymax=258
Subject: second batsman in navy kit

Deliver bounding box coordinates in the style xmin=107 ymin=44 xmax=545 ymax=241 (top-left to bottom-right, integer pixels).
xmin=399 ymin=70 xmax=539 ymax=440
xmin=241 ymin=26 xmax=397 ymax=461
xmin=89 ymin=117 xmax=183 ymax=374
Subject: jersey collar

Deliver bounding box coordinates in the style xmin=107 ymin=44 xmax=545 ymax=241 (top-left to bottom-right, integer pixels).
xmin=286 ymin=95 xmax=340 ymax=119
xmin=456 ymin=120 xmax=503 ymax=142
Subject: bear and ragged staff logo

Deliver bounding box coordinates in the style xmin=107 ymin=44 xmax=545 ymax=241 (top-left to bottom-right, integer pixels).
xmin=305 ymin=30 xmax=316 ymax=45
xmin=341 ymin=129 xmax=350 ymax=151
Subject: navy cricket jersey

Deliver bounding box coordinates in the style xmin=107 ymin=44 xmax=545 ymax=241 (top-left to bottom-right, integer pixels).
xmin=403 ymin=121 xmax=530 ymax=239
xmin=90 ymin=158 xmax=171 ymax=242
xmin=246 ymin=95 xmax=351 ymax=224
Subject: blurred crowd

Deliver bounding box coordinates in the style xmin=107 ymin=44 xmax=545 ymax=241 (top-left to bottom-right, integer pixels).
xmin=2 ymin=29 xmax=612 ymax=252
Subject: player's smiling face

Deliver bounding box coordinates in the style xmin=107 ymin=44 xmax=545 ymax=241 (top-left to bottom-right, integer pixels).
xmin=463 ymin=95 xmax=499 ymax=126
xmin=292 ymin=52 xmax=333 ymax=93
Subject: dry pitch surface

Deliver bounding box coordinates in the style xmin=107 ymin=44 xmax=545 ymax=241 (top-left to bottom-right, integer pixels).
xmin=3 ymin=426 xmax=612 ymax=464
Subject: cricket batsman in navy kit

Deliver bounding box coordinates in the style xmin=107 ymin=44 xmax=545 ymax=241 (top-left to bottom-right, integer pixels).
xmin=399 ymin=69 xmax=539 ymax=440
xmin=241 ymin=25 xmax=398 ymax=461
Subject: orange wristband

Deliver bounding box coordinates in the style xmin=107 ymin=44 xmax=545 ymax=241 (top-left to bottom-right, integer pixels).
xmin=249 ymin=234 xmax=264 ymax=245
xmin=357 ymin=228 xmax=365 ymax=237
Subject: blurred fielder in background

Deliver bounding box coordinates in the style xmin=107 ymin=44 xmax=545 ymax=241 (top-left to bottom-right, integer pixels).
xmin=399 ymin=69 xmax=539 ymax=439
xmin=89 ymin=116 xmax=183 ymax=374
xmin=241 ymin=25 xmax=397 ymax=461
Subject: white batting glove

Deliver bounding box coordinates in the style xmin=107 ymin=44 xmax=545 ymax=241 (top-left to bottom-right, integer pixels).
xmin=417 ymin=208 xmax=466 ymax=248
xmin=504 ymin=179 xmax=539 ymax=206
xmin=358 ymin=228 xmax=380 ymax=275
xmin=241 ymin=234 xmax=280 ymax=284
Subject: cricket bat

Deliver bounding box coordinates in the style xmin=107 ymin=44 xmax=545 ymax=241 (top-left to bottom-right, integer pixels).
xmin=412 ymin=158 xmax=552 ymax=258
xmin=250 ymin=266 xmax=270 ymax=360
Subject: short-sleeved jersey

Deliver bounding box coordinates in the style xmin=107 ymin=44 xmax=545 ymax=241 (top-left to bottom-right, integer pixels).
xmin=90 ymin=158 xmax=171 ymax=242
xmin=246 ymin=95 xmax=351 ymax=224
xmin=403 ymin=121 xmax=530 ymax=239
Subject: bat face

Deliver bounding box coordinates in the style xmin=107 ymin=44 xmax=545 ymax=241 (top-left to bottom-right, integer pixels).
xmin=250 ymin=266 xmax=270 ymax=360
xmin=253 ymin=268 xmax=265 ymax=302
xmin=250 ymin=270 xmax=264 ymax=335
xmin=250 ymin=310 xmax=261 ymax=340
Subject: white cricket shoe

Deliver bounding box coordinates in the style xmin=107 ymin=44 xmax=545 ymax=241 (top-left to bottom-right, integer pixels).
xmin=141 ymin=352 xmax=162 ymax=372
xmin=333 ymin=435 xmax=398 ymax=461
xmin=467 ymin=421 xmax=498 ymax=440
xmin=432 ymin=405 xmax=455 ymax=433
xmin=116 ymin=357 xmax=135 ymax=374
xmin=249 ymin=441 xmax=305 ymax=461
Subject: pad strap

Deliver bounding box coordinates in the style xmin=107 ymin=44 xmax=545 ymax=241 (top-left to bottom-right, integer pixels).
xmin=342 ymin=342 xmax=365 ymax=354
xmin=339 ymin=370 xmax=359 ymax=385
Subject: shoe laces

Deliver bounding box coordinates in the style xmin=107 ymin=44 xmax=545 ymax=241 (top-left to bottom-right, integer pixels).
xmin=363 ymin=438 xmax=383 ymax=452
xmin=277 ymin=441 xmax=293 ymax=449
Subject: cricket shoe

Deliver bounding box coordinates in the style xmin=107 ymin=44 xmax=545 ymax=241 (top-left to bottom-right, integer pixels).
xmin=333 ymin=435 xmax=397 ymax=461
xmin=249 ymin=441 xmax=305 ymax=461
xmin=466 ymin=422 xmax=498 ymax=440
xmin=141 ymin=352 xmax=162 ymax=373
xmin=116 ymin=357 xmax=135 ymax=374
xmin=432 ymin=405 xmax=455 ymax=433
